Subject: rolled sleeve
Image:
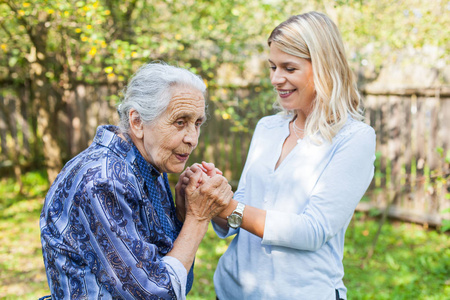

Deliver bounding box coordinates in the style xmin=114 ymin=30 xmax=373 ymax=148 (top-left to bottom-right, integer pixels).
xmin=162 ymin=256 xmax=187 ymax=300
xmin=212 ymin=221 xmax=239 ymax=238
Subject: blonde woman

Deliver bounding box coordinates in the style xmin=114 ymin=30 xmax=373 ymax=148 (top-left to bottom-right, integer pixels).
xmin=184 ymin=11 xmax=375 ymax=300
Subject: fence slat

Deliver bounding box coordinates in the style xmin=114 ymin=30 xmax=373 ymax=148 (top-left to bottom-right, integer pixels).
xmin=1 ymin=83 xmax=449 ymax=225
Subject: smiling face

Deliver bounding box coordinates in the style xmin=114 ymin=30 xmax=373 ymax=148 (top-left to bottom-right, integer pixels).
xmin=269 ymin=44 xmax=316 ymax=118
xmin=130 ymin=86 xmax=206 ymax=174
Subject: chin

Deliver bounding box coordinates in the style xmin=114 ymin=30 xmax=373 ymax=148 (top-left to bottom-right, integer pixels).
xmin=167 ymin=164 xmax=186 ymax=174
xmin=280 ymin=105 xmax=297 ymax=112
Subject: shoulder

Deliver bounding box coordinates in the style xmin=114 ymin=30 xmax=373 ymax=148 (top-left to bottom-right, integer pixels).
xmin=256 ymin=113 xmax=291 ymax=129
xmin=335 ymin=117 xmax=375 ymax=141
xmin=329 ymin=117 xmax=376 ymax=157
xmin=58 ymin=135 xmax=137 ymax=194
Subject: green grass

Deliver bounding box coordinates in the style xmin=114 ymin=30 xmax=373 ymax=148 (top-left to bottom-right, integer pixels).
xmin=0 ymin=170 xmax=50 ymax=299
xmin=1 ymin=171 xmax=449 ymax=299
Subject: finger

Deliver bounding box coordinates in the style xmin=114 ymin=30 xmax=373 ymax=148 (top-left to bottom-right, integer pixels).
xmin=190 ymin=164 xmax=204 ymax=175
xmin=215 ymin=180 xmax=232 ymax=196
xmin=186 ymin=168 xmax=203 ymax=192
xmin=200 ymin=171 xmax=208 ymax=183
xmin=202 ymin=161 xmax=215 ymax=170
xmin=202 ymin=161 xmax=223 ymax=176
xmin=185 ymin=168 xmax=195 ymax=178
xmin=182 ymin=181 xmax=199 ymax=189
xmin=192 ymin=163 xmax=207 ymax=172
xmin=210 ymin=174 xmax=228 ymax=186
xmin=184 ymin=169 xmax=204 ymax=187
xmin=196 ymin=163 xmax=207 ymax=173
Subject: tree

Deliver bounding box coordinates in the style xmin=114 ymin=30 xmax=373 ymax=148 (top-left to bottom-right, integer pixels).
xmin=0 ymin=0 xmax=448 ymax=183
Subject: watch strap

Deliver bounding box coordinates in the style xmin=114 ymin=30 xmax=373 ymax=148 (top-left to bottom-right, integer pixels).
xmin=233 ymin=202 xmax=245 ymax=217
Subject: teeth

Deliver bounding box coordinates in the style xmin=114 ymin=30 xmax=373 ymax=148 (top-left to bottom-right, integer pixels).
xmin=279 ymin=90 xmax=293 ymax=95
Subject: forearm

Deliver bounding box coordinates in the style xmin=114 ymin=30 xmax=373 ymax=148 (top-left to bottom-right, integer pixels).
xmin=216 ymin=199 xmax=267 ymax=238
xmin=166 ymin=217 xmax=209 ymax=271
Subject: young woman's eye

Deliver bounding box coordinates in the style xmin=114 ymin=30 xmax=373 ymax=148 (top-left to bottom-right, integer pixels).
xmin=286 ymin=67 xmax=295 ymax=72
xmin=269 ymin=66 xmax=276 ymax=71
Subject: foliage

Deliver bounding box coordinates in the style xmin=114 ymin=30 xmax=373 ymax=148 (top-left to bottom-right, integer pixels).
xmin=1 ymin=170 xmax=449 ymax=299
xmin=0 ymin=0 xmax=289 ymax=84
xmin=435 ymin=147 xmax=450 ymax=232
xmin=1 ymin=0 xmax=449 ymax=179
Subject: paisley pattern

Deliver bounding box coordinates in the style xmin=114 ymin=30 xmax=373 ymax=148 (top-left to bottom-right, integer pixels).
xmin=40 ymin=125 xmax=181 ymax=299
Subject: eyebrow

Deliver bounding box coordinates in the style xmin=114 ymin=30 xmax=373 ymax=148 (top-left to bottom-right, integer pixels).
xmin=267 ymin=59 xmax=301 ymax=66
xmin=174 ymin=112 xmax=206 ymax=121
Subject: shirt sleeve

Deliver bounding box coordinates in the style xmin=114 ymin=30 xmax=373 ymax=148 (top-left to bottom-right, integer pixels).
xmin=162 ymin=256 xmax=187 ymax=300
xmin=262 ymin=126 xmax=376 ymax=251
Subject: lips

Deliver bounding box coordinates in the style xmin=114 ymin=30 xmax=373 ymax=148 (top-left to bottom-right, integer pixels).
xmin=175 ymin=153 xmax=190 ymax=162
xmin=277 ymin=89 xmax=296 ymax=98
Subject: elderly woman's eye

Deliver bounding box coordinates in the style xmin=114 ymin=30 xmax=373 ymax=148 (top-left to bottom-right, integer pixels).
xmin=175 ymin=120 xmax=185 ymax=127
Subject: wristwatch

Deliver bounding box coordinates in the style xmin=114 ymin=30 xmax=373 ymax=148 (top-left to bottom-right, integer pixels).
xmin=227 ymin=202 xmax=246 ymax=229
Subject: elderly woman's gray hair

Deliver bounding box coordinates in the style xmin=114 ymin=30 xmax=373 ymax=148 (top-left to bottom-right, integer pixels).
xmin=118 ymin=62 xmax=207 ymax=133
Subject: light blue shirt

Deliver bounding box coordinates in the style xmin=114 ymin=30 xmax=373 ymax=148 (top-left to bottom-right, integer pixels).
xmin=213 ymin=114 xmax=376 ymax=300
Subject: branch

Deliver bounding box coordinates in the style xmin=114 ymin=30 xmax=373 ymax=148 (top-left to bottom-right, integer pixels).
xmin=3 ymin=0 xmax=50 ymax=54
xmin=125 ymin=0 xmax=138 ymax=21
xmin=0 ymin=19 xmax=13 ymax=39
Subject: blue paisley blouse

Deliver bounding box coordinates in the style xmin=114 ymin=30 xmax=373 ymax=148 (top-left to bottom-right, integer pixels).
xmin=40 ymin=125 xmax=187 ymax=299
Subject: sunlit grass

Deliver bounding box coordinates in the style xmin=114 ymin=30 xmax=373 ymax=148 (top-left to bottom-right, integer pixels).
xmin=343 ymin=213 xmax=450 ymax=300
xmin=0 ymin=198 xmax=49 ymax=299
xmin=0 ymin=170 xmax=449 ymax=299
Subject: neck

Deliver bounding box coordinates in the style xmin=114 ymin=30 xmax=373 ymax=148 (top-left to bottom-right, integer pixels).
xmin=129 ymin=133 xmax=160 ymax=172
xmin=293 ymin=112 xmax=307 ymax=129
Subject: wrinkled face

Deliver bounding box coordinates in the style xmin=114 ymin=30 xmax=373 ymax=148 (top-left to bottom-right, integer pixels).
xmin=269 ymin=44 xmax=316 ymax=115
xmin=140 ymin=87 xmax=205 ymax=174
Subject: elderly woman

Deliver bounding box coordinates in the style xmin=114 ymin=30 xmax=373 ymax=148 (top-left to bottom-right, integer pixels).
xmin=40 ymin=62 xmax=232 ymax=299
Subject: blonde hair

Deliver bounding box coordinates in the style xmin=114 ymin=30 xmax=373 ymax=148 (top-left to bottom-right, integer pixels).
xmin=268 ymin=11 xmax=363 ymax=142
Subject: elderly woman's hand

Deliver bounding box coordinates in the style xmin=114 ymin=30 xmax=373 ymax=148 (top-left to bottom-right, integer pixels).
xmin=184 ymin=168 xmax=233 ymax=223
xmin=175 ymin=167 xmax=190 ymax=222
xmin=180 ymin=162 xmax=222 ymax=188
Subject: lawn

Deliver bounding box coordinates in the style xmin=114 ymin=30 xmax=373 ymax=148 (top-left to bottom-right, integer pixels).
xmin=0 ymin=171 xmax=449 ymax=299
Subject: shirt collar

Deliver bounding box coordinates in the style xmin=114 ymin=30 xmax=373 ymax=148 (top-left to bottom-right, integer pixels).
xmin=93 ymin=125 xmax=131 ymax=158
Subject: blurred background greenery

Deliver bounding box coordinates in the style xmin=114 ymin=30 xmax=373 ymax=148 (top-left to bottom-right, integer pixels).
xmin=0 ymin=171 xmax=448 ymax=299
xmin=0 ymin=0 xmax=449 ymax=299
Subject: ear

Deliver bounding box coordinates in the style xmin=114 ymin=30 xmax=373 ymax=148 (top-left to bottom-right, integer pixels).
xmin=129 ymin=109 xmax=144 ymax=139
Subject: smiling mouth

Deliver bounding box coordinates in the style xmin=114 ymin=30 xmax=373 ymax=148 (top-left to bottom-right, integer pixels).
xmin=278 ymin=89 xmax=296 ymax=98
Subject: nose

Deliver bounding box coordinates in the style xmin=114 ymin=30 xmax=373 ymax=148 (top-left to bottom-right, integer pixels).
xmin=183 ymin=124 xmax=199 ymax=148
xmin=270 ymin=69 xmax=285 ymax=86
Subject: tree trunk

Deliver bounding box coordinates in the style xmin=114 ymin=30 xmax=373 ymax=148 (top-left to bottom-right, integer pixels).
xmin=37 ymin=91 xmax=63 ymax=184
xmin=0 ymin=95 xmax=24 ymax=193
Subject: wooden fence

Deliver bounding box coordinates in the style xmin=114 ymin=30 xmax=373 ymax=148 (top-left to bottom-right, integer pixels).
xmin=1 ymin=85 xmax=449 ymax=225
xmin=361 ymin=88 xmax=449 ymax=226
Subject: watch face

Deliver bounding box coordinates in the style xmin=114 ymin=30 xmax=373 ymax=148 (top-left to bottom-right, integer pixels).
xmin=227 ymin=214 xmax=242 ymax=228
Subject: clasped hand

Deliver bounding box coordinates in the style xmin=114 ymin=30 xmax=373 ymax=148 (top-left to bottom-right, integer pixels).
xmin=175 ymin=162 xmax=232 ymax=223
